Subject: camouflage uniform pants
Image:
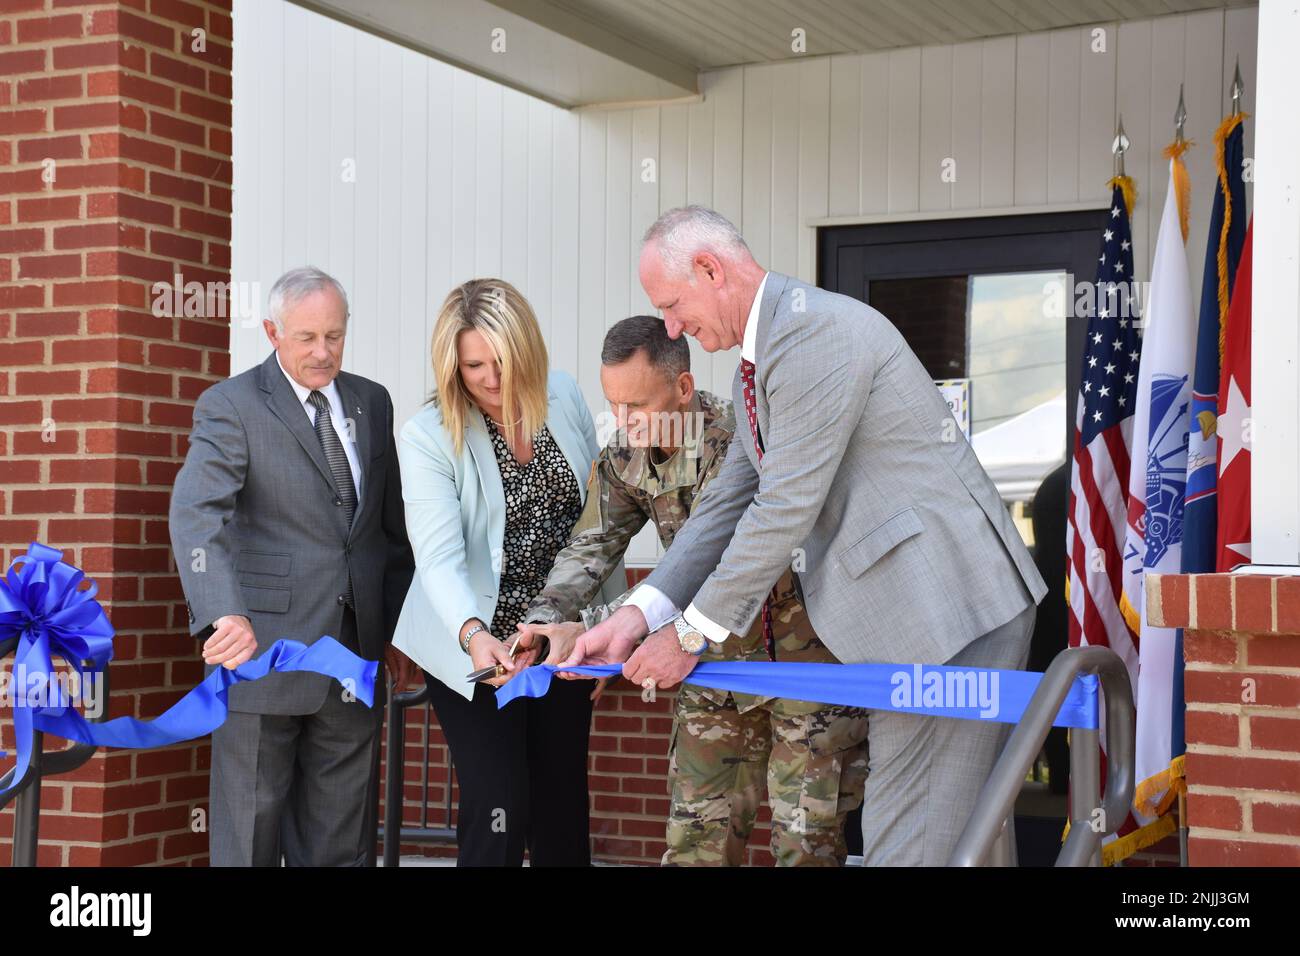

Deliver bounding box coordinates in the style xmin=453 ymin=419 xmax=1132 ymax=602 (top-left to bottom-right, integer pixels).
xmin=661 ymin=574 xmax=870 ymax=866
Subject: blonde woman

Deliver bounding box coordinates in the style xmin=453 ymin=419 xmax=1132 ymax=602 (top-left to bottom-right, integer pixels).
xmin=389 ymin=279 xmax=625 ymax=866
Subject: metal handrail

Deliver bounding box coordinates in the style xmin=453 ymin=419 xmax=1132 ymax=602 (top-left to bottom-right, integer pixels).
xmin=1 ymin=636 xmax=108 ymax=867
xmin=376 ymin=679 xmax=456 ymax=866
xmin=948 ymin=645 xmax=1135 ymax=867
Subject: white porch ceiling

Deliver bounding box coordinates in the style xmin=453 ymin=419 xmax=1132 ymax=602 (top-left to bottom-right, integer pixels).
xmin=290 ymin=0 xmax=1257 ymax=107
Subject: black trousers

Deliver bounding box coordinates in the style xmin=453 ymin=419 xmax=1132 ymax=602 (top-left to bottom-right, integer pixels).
xmin=425 ymin=670 xmax=593 ymax=866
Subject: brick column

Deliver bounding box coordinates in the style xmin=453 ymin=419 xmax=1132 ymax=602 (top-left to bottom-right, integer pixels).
xmin=586 ymin=678 xmax=677 ymax=864
xmin=1147 ymin=572 xmax=1300 ymax=866
xmin=1 ymin=0 xmax=232 ymax=866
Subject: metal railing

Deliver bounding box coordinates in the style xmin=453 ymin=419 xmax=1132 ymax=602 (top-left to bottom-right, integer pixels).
xmin=376 ymin=679 xmax=456 ymax=866
xmin=0 ymin=636 xmax=108 ymax=868
xmin=949 ymin=645 xmax=1135 ymax=866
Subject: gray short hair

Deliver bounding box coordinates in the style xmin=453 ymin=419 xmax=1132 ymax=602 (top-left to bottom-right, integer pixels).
xmin=642 ymin=205 xmax=751 ymax=277
xmin=266 ymin=266 xmax=350 ymax=330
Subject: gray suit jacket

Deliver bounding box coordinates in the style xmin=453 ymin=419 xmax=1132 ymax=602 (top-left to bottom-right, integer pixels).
xmin=169 ymin=352 xmax=415 ymax=714
xmin=642 ymin=273 xmax=1047 ymax=666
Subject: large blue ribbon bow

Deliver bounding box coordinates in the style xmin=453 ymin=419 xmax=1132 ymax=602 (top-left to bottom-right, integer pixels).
xmin=0 ymin=543 xmax=377 ymax=800
xmin=497 ymin=661 xmax=1099 ymax=729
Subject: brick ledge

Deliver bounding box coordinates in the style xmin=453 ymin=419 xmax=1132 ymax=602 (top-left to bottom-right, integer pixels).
xmin=1146 ymin=573 xmax=1300 ymax=634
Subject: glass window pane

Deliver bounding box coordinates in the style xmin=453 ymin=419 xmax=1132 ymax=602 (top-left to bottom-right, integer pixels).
xmin=866 ymin=275 xmax=969 ymax=379
xmin=968 ymin=271 xmax=1067 ymax=436
xmin=967 ymin=271 xmax=1069 ymax=549
xmin=868 ymin=270 xmax=1070 ymax=550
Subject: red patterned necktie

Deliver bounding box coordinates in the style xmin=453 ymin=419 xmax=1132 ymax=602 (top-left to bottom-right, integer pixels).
xmin=740 ymin=358 xmax=777 ymax=661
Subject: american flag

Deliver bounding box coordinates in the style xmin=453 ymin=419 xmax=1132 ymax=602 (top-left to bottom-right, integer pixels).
xmin=1068 ymin=181 xmax=1143 ymax=665
xmin=1065 ymin=180 xmax=1144 ymax=841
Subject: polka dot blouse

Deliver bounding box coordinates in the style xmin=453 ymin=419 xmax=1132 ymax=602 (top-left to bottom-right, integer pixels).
xmin=484 ymin=417 xmax=583 ymax=639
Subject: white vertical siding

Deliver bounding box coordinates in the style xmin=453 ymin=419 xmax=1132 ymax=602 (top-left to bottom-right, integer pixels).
xmin=886 ymin=47 xmax=922 ymax=213
xmin=978 ymin=36 xmax=1017 ymax=209
xmin=1078 ymin=25 xmax=1118 ymax=204
xmin=1046 ymin=28 xmax=1083 ymax=206
xmin=949 ymin=40 xmax=983 ymax=211
xmin=796 ymin=58 xmax=831 ymax=280
xmin=918 ymin=44 xmax=952 ymax=212
xmin=827 ymin=54 xmax=861 ymax=216
xmin=1013 ymin=31 xmax=1052 ymax=207
xmin=232 ymin=0 xmax=1260 ymax=565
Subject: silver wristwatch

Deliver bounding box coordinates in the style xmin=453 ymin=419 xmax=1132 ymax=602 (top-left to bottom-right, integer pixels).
xmin=672 ymin=616 xmax=708 ymax=656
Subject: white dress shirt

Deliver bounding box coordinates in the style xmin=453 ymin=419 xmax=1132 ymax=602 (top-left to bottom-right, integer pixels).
xmin=626 ymin=272 xmax=769 ymax=642
xmin=276 ymin=352 xmax=362 ymax=498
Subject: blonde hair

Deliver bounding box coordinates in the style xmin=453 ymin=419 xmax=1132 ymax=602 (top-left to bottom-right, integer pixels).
xmin=429 ymin=278 xmax=550 ymax=458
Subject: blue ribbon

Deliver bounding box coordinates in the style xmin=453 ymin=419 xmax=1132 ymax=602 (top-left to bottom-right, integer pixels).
xmin=0 ymin=542 xmax=377 ymax=800
xmin=496 ymin=661 xmax=1099 ymax=729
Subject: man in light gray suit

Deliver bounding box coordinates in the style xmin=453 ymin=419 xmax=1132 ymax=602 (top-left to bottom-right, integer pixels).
xmin=169 ymin=266 xmax=414 ymax=866
xmin=566 ymin=207 xmax=1048 ymax=866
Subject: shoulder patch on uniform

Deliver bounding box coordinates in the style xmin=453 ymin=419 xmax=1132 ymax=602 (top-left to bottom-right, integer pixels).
xmin=572 ymin=460 xmax=606 ymax=535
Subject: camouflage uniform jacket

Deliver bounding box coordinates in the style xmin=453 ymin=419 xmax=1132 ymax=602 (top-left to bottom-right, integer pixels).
xmin=525 ymin=389 xmax=825 ymax=709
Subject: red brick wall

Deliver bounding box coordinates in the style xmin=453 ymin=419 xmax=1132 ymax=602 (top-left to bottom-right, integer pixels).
xmin=1148 ymin=572 xmax=1300 ymax=866
xmin=0 ymin=0 xmax=232 ymax=866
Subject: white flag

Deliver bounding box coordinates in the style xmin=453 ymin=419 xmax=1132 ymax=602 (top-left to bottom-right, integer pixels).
xmin=1122 ymin=156 xmax=1195 ymax=820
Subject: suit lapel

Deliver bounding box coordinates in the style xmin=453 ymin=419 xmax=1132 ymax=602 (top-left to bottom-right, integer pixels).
xmin=464 ymin=405 xmax=506 ymax=560
xmin=751 ymin=273 xmax=790 ymax=458
xmin=732 ymin=273 xmax=789 ymax=468
xmin=258 ymin=353 xmax=337 ymax=495
xmin=544 ymin=382 xmax=588 ymax=492
xmin=730 ymin=364 xmax=758 ymax=469
xmin=334 ymin=373 xmax=371 ymax=527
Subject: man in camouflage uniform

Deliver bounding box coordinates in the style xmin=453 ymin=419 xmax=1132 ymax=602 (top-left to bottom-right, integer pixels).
xmin=514 ymin=316 xmax=868 ymax=866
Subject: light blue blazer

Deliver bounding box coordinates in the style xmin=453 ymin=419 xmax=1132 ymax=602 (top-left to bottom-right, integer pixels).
xmin=391 ymin=369 xmax=626 ymax=699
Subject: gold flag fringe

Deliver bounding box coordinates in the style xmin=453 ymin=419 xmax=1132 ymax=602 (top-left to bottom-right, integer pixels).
xmin=1212 ymin=112 xmax=1248 ymax=362
xmin=1162 ymin=139 xmax=1193 ymax=244
xmin=1106 ymin=174 xmax=1137 ymax=221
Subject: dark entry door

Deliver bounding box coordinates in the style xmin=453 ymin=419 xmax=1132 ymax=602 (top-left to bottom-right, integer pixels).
xmin=818 ymin=210 xmax=1109 ymax=438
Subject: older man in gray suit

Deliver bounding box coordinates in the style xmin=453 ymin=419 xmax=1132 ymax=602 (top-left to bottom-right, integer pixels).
xmin=169 ymin=266 xmax=414 ymax=866
xmin=567 ymin=206 xmax=1047 ymax=866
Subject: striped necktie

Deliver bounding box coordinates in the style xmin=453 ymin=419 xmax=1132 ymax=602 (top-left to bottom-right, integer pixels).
xmin=308 ymin=389 xmax=356 ymax=606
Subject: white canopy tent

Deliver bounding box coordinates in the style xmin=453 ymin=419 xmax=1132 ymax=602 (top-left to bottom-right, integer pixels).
xmin=972 ymin=392 xmax=1068 ymax=503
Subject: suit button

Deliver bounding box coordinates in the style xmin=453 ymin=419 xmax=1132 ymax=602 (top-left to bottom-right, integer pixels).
xmin=334 ymin=497 xmax=342 ymax=506
xmin=337 ymin=594 xmax=345 ymax=605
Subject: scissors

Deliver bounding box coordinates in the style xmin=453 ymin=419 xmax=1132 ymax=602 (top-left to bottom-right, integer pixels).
xmin=466 ymin=633 xmax=540 ymax=683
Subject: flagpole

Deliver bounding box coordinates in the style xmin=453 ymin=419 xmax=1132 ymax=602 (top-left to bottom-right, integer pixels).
xmin=1121 ymin=97 xmax=1197 ymax=864
xmin=1177 ymin=62 xmax=1250 ymax=868
xmin=1174 ymin=83 xmax=1191 ymax=871
xmin=1112 ymin=115 xmax=1129 ymax=178
xmin=1065 ymin=117 xmax=1143 ymax=864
